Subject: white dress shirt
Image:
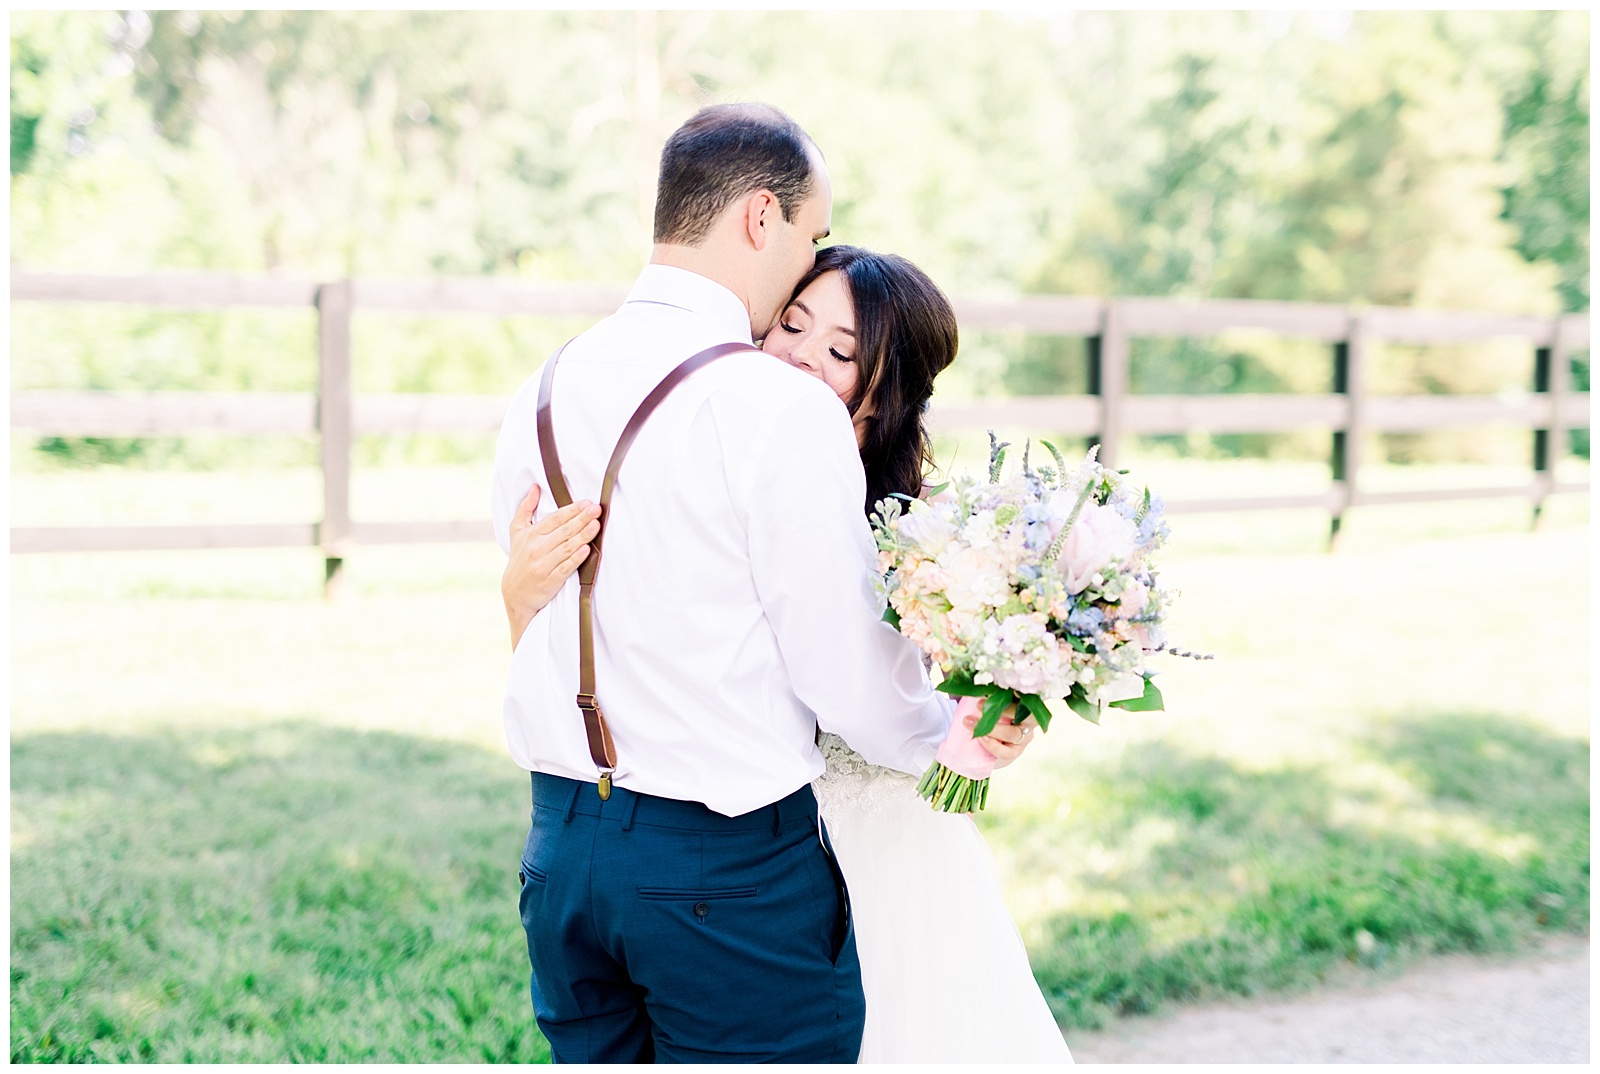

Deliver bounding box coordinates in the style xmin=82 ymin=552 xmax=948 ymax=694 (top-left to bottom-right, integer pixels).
xmin=491 ymin=265 xmax=953 ymax=816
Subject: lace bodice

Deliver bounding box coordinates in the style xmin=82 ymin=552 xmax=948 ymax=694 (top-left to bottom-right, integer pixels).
xmin=811 ymin=732 xmax=920 ymax=818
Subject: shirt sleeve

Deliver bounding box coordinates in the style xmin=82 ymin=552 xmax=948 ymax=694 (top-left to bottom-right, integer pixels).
xmin=491 ymin=372 xmax=545 ymax=557
xmin=744 ymin=388 xmax=954 ymax=776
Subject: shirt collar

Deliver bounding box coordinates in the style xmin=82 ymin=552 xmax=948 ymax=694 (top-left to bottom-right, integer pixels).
xmin=624 ymin=265 xmax=755 ymax=346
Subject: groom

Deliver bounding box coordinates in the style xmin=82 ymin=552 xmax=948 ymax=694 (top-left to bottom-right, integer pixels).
xmin=492 ymin=103 xmax=1010 ymax=1063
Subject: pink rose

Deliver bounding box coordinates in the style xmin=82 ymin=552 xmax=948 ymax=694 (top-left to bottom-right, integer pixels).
xmin=1056 ymin=503 xmax=1138 ymax=594
xmin=1114 ymin=577 xmax=1150 ymax=618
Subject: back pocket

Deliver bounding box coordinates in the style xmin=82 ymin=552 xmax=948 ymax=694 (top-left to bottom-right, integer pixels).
xmin=636 ymin=886 xmax=758 ymax=901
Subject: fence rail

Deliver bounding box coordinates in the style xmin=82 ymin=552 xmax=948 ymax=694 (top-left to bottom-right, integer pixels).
xmin=10 ymin=271 xmax=1591 ymax=583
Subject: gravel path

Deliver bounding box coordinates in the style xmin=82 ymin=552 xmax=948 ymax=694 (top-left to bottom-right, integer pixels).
xmin=1068 ymin=936 xmax=1589 ymax=1064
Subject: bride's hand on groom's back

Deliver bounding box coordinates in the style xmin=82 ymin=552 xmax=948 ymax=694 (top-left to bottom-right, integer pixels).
xmin=502 ymin=483 xmax=602 ymax=649
xmin=967 ymin=706 xmax=1039 ymax=770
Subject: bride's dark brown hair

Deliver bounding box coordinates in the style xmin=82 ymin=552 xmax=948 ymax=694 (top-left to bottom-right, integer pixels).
xmin=786 ymin=245 xmax=959 ymax=516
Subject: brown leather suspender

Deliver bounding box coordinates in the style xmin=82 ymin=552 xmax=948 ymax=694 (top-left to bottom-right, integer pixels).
xmin=534 ymin=339 xmax=757 ymax=799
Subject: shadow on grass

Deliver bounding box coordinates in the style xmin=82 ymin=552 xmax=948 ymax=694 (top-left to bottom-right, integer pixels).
xmin=9 ymin=723 xmax=547 ymax=1064
xmin=12 ymin=715 xmax=1590 ymax=1057
xmin=998 ymin=712 xmax=1590 ymax=1030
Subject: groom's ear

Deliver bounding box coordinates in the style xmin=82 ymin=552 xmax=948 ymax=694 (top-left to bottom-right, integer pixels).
xmin=742 ymin=189 xmax=780 ymax=252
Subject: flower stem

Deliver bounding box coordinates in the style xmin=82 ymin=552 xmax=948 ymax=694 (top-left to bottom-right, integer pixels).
xmin=916 ymin=762 xmax=991 ymax=813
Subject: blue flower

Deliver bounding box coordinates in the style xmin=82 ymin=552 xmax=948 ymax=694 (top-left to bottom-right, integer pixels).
xmin=1066 ymin=604 xmax=1105 ymax=634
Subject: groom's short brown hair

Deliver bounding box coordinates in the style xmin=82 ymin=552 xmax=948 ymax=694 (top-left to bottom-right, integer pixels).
xmin=653 ymin=103 xmax=818 ymax=246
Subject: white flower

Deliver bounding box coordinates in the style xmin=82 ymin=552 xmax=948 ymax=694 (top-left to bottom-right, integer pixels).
xmin=897 ymin=505 xmax=959 ymax=557
xmin=939 ymin=544 xmax=1013 ymax=613
xmin=962 ymin=614 xmax=1067 ymax=696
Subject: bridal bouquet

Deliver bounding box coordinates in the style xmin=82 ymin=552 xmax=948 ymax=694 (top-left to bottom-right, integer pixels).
xmin=872 ymin=435 xmax=1202 ymax=812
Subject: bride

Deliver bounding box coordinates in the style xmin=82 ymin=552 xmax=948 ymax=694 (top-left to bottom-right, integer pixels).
xmin=502 ymin=244 xmax=1073 ymax=1064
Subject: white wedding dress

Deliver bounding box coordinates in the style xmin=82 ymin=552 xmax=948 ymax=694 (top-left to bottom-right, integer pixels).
xmin=813 ymin=733 xmax=1074 ymax=1064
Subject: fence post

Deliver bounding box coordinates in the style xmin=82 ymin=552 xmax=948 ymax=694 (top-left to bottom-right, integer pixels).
xmin=1090 ymin=300 xmax=1128 ymax=470
xmin=1329 ymin=312 xmax=1368 ymax=550
xmin=317 ymin=280 xmax=353 ymax=596
xmin=1531 ymin=316 xmax=1568 ymax=529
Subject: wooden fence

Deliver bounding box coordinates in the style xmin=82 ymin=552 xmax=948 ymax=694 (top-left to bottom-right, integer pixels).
xmin=10 ymin=271 xmax=1591 ymax=585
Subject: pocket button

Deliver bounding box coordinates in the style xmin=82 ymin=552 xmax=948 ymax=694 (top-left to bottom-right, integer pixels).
xmin=693 ymin=902 xmax=710 ymax=919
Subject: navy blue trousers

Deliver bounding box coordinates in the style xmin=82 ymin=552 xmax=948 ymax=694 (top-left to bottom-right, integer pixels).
xmin=518 ymin=772 xmax=866 ymax=1063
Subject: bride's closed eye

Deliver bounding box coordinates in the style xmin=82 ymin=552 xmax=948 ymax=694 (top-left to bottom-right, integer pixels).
xmin=829 ymin=348 xmax=854 ymax=363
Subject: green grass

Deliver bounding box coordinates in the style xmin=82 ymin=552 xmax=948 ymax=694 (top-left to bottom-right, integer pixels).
xmin=1008 ymin=714 xmax=1589 ymax=1027
xmin=10 ymin=725 xmax=546 ymax=1063
xmin=9 ymin=459 xmax=1591 ymax=1058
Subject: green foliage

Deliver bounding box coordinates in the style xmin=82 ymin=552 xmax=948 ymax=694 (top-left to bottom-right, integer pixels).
xmin=12 ymin=11 xmax=1587 ymax=301
xmin=1019 ymin=693 xmax=1054 ymax=732
xmin=977 ymin=689 xmax=1012 ymax=738
xmin=1571 ymin=351 xmax=1591 ymax=458
xmin=7 ymin=9 xmax=1589 ymax=472
xmin=934 ymin=669 xmax=991 ymax=699
xmin=1065 ymin=689 xmax=1098 ymax=725
xmin=1108 ymin=676 xmax=1164 ymax=713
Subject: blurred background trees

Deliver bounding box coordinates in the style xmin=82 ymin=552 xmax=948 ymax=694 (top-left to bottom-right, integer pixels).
xmin=10 ymin=9 xmax=1590 ymax=463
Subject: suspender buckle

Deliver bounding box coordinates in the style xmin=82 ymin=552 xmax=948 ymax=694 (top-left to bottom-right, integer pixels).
xmin=576 ymin=692 xmax=599 ymax=711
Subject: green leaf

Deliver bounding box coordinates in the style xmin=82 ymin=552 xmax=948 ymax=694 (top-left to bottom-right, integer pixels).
xmin=923 ymin=481 xmax=950 ymax=498
xmin=1062 ymin=633 xmax=1091 ymax=652
xmin=935 ymin=670 xmax=990 ymax=698
xmin=1065 ymin=687 xmax=1099 ymax=725
xmin=1109 ymin=676 xmax=1165 ymax=712
xmin=881 ymin=605 xmax=901 ymax=628
xmin=973 ymin=689 xmax=1012 ymax=737
xmin=1018 ymin=692 xmax=1052 ymax=732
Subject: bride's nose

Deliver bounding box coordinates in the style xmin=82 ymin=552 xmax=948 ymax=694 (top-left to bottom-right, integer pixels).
xmin=789 ymin=340 xmax=823 ymax=375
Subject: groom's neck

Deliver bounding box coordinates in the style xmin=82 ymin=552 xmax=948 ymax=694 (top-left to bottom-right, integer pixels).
xmin=649 ymin=242 xmax=761 ymax=337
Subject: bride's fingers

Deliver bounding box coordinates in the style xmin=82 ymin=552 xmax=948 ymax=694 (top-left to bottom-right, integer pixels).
xmin=559 ymin=517 xmax=601 ymax=554
xmin=530 ymin=521 xmax=600 ymax=575
xmin=527 ymin=499 xmax=600 ymax=539
xmin=557 ymin=543 xmax=591 ymax=574
xmin=975 ymin=734 xmax=1026 ymax=761
xmin=511 ymin=483 xmax=543 ymax=532
xmin=535 ymin=533 xmax=596 ymax=574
